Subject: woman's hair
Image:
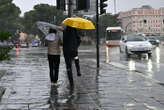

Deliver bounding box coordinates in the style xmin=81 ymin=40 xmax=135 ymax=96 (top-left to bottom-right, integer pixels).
xmin=49 ymin=28 xmax=57 ymax=34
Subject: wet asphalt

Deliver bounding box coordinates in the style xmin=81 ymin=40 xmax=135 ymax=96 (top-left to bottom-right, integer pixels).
xmin=0 ymin=45 xmax=164 ymax=110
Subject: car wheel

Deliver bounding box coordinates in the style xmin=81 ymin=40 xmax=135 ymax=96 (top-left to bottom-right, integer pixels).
xmin=119 ymin=47 xmax=122 ymax=53
xmin=138 ymin=54 xmax=142 ymax=58
xmin=148 ymin=53 xmax=152 ymax=58
xmin=125 ymin=47 xmax=130 ymax=57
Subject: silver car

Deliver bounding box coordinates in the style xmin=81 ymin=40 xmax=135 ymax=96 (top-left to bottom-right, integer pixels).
xmin=120 ymin=34 xmax=152 ymax=57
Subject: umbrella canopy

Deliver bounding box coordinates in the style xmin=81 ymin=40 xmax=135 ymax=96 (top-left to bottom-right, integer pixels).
xmin=62 ymin=17 xmax=95 ymax=30
xmin=36 ymin=21 xmax=63 ymax=35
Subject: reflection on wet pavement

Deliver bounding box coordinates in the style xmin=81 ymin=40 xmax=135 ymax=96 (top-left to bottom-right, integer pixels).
xmin=49 ymin=62 xmax=101 ymax=110
xmin=1 ymin=45 xmax=164 ymax=110
xmin=106 ymin=46 xmax=164 ymax=83
xmin=128 ymin=59 xmax=136 ymax=71
xmin=0 ymin=47 xmax=103 ymax=110
xmin=0 ymin=48 xmax=51 ymax=109
xmin=50 ymin=86 xmax=77 ymax=109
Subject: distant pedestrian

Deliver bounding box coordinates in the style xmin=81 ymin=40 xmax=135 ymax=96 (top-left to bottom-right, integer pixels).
xmin=45 ymin=28 xmax=62 ymax=86
xmin=63 ymin=26 xmax=81 ymax=89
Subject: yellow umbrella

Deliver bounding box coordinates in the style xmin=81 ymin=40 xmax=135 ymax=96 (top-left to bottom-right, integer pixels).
xmin=62 ymin=17 xmax=95 ymax=30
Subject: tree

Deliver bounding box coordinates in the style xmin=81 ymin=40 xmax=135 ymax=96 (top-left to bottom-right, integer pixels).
xmin=0 ymin=0 xmax=21 ymax=33
xmin=22 ymin=4 xmax=66 ymax=45
xmin=23 ymin=4 xmax=66 ymax=35
xmin=83 ymin=13 xmax=120 ymax=44
xmin=99 ymin=13 xmax=121 ymax=38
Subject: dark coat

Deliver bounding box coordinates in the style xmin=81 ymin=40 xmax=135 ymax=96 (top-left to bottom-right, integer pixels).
xmin=63 ymin=26 xmax=81 ymax=56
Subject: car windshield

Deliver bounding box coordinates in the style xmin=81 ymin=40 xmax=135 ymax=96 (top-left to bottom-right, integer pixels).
xmin=127 ymin=35 xmax=146 ymax=41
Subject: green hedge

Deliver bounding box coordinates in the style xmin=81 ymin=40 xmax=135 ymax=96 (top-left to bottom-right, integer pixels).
xmin=0 ymin=31 xmax=13 ymax=61
xmin=0 ymin=46 xmax=12 ymax=60
xmin=0 ymin=31 xmax=12 ymax=42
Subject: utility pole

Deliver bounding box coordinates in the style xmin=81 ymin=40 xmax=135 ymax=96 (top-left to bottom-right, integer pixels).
xmin=114 ymin=0 xmax=116 ymax=14
xmin=68 ymin=0 xmax=73 ymax=17
xmin=96 ymin=0 xmax=99 ymax=68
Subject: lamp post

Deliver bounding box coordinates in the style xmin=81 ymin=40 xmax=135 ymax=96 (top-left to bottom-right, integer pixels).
xmin=114 ymin=0 xmax=116 ymax=14
xmin=68 ymin=0 xmax=73 ymax=17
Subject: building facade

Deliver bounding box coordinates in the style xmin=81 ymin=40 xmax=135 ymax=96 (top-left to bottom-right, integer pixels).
xmin=118 ymin=5 xmax=164 ymax=36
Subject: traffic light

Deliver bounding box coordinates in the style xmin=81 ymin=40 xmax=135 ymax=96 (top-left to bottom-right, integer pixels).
xmin=76 ymin=0 xmax=90 ymax=10
xmin=144 ymin=19 xmax=147 ymax=24
xmin=100 ymin=0 xmax=107 ymax=15
xmin=56 ymin=0 xmax=65 ymax=10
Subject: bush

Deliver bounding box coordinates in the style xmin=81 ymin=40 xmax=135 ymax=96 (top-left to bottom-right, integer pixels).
xmin=0 ymin=31 xmax=12 ymax=42
xmin=0 ymin=31 xmax=13 ymax=61
xmin=0 ymin=46 xmax=12 ymax=60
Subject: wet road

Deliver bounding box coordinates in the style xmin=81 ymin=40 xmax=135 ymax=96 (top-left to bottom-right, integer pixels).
xmin=0 ymin=45 xmax=164 ymax=110
xmin=99 ymin=44 xmax=164 ymax=110
xmin=106 ymin=45 xmax=164 ymax=84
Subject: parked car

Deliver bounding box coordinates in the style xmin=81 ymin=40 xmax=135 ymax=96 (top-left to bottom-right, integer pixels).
xmin=146 ymin=36 xmax=160 ymax=46
xmin=32 ymin=42 xmax=39 ymax=47
xmin=20 ymin=43 xmax=29 ymax=48
xmin=120 ymin=34 xmax=152 ymax=57
xmin=0 ymin=41 xmax=14 ymax=47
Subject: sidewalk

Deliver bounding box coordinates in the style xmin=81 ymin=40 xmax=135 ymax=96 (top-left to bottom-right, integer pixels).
xmin=0 ymin=46 xmax=164 ymax=110
xmin=0 ymin=48 xmax=51 ymax=110
xmin=0 ymin=47 xmax=100 ymax=110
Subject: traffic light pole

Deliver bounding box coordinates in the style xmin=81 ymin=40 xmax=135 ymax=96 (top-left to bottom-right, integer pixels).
xmin=68 ymin=0 xmax=73 ymax=17
xmin=96 ymin=0 xmax=100 ymax=68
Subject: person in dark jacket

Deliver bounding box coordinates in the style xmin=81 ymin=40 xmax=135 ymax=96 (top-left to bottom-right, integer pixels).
xmin=63 ymin=26 xmax=81 ymax=89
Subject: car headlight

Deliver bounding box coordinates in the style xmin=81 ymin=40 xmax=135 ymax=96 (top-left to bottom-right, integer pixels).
xmin=156 ymin=40 xmax=159 ymax=43
xmin=127 ymin=44 xmax=135 ymax=49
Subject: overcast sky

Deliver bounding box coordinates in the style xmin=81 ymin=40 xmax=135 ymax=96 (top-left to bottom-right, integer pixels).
xmin=13 ymin=0 xmax=164 ymax=16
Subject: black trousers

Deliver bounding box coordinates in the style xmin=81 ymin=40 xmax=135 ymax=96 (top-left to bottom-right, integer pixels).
xmin=63 ymin=49 xmax=81 ymax=87
xmin=63 ymin=52 xmax=74 ymax=87
xmin=73 ymin=50 xmax=81 ymax=75
xmin=48 ymin=54 xmax=60 ymax=83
